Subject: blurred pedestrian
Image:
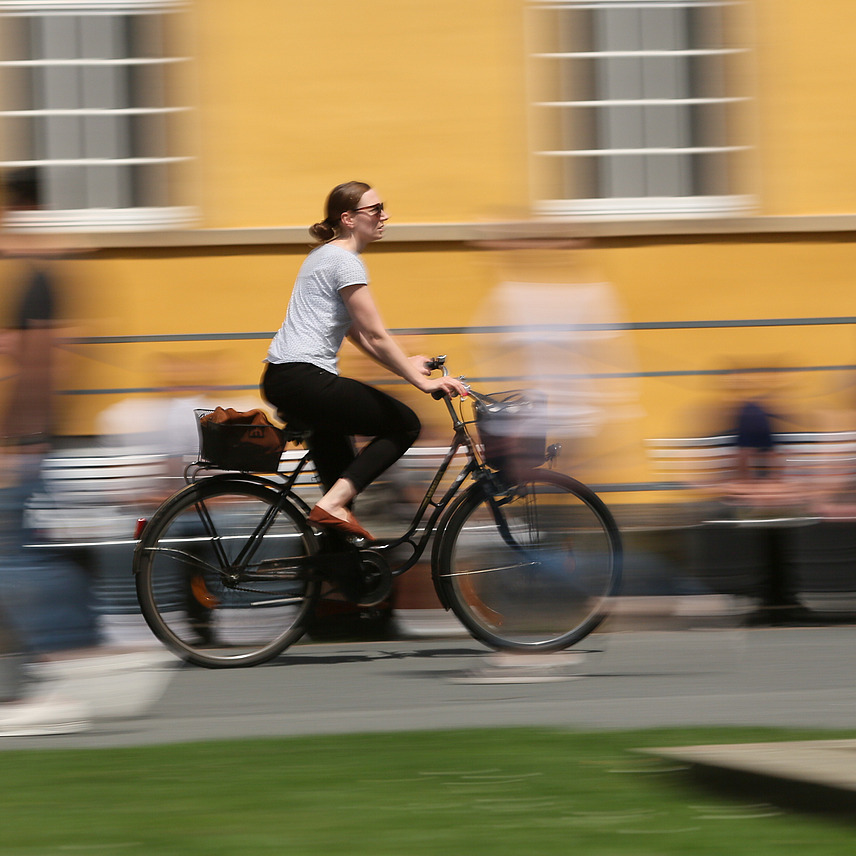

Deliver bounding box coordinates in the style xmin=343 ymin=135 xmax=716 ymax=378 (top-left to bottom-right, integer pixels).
xmin=0 ymin=170 xmax=176 ymax=736
xmin=469 ymin=236 xmax=642 ymax=485
xmin=0 ymin=168 xmax=97 ymax=658
xmin=716 ymin=372 xmax=809 ymax=625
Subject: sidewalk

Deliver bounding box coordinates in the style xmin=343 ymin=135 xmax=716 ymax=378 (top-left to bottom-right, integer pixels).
xmin=647 ymin=739 xmax=856 ymax=814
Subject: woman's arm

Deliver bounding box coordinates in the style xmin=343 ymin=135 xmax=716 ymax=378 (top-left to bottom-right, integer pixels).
xmin=343 ymin=284 xmax=467 ymax=398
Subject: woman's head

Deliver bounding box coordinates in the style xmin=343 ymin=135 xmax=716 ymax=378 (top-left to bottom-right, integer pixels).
xmin=309 ymin=181 xmax=388 ymax=248
xmin=309 ymin=181 xmax=371 ymax=243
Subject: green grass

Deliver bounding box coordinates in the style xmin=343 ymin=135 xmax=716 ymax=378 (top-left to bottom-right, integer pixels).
xmin=1 ymin=727 xmax=854 ymax=855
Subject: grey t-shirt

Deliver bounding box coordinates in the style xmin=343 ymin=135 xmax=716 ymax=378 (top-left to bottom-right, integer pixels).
xmin=266 ymin=243 xmax=368 ymax=374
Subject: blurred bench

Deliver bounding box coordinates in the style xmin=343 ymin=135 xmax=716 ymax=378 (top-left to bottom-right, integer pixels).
xmin=26 ymin=443 xmax=465 ymax=546
xmin=647 ymin=430 xmax=856 ymax=494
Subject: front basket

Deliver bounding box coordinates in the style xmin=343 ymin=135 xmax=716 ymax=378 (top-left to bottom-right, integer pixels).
xmin=474 ymin=390 xmax=547 ymax=474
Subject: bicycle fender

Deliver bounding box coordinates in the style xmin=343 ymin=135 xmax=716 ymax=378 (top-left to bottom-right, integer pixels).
xmin=204 ymin=472 xmax=313 ymax=514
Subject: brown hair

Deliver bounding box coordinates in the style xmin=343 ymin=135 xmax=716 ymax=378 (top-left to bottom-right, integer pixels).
xmin=308 ymin=180 xmax=371 ymax=243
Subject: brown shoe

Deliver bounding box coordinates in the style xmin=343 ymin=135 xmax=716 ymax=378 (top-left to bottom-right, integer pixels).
xmin=308 ymin=506 xmax=375 ymax=542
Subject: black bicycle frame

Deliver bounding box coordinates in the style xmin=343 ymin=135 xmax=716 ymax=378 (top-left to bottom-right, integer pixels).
xmin=183 ymin=393 xmax=514 ymax=581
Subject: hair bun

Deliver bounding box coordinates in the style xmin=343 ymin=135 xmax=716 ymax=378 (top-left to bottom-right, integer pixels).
xmin=309 ymin=221 xmax=335 ymax=243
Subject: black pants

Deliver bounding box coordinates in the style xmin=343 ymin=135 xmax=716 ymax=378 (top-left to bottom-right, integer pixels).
xmin=262 ymin=362 xmax=421 ymax=494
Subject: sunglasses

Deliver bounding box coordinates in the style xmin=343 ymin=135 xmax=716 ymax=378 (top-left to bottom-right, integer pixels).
xmin=352 ymin=202 xmax=385 ymax=216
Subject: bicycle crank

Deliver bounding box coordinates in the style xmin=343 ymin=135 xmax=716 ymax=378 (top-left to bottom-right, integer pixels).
xmin=312 ymin=547 xmax=392 ymax=606
xmin=354 ymin=549 xmax=393 ymax=607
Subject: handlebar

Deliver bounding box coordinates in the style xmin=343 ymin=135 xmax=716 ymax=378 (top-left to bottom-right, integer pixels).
xmin=426 ymin=355 xmax=471 ymax=400
xmin=425 ymin=355 xmax=448 ymax=376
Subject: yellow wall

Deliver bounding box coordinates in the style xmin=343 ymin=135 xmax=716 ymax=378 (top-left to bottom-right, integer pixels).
xmin=190 ymin=0 xmax=529 ymax=227
xmin=754 ymin=0 xmax=856 ymax=214
xmin=5 ymin=0 xmax=856 ymax=504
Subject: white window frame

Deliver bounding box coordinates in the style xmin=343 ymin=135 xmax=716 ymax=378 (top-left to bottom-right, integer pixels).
xmin=0 ymin=0 xmax=195 ymax=230
xmin=527 ymin=0 xmax=754 ymax=218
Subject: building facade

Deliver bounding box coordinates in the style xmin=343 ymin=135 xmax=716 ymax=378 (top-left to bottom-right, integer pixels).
xmin=1 ymin=0 xmax=855 ymax=502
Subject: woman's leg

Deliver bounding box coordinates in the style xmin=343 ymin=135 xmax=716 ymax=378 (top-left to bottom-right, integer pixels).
xmin=262 ymin=362 xmax=421 ymax=521
xmin=304 ymin=429 xmax=356 ymax=495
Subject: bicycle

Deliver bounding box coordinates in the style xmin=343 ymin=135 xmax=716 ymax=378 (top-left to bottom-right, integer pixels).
xmin=133 ymin=356 xmax=622 ymax=667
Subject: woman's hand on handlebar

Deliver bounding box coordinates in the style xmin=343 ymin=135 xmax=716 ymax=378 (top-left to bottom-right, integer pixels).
xmin=409 ymin=354 xmax=433 ymax=378
xmin=422 ymin=375 xmax=468 ymax=399
xmin=406 ymin=353 xmax=467 ymax=398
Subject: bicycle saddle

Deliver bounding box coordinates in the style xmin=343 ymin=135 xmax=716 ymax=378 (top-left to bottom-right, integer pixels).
xmin=277 ymin=413 xmax=312 ymax=445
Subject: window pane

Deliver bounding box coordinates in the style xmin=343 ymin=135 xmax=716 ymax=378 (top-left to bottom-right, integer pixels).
xmin=691 ymin=102 xmax=729 ymax=150
xmin=87 ymin=163 xmax=131 ymax=208
xmin=598 ymin=57 xmax=643 ymax=101
xmin=85 ymin=114 xmax=130 ymax=159
xmin=647 ymin=152 xmax=691 ymax=197
xmin=575 ymin=155 xmax=599 ymax=200
xmin=46 ymin=164 xmax=86 ymax=209
xmin=80 ymin=15 xmax=126 ymax=60
xmin=690 ymin=54 xmax=726 ymax=100
xmin=693 ymin=151 xmax=731 ymax=197
xmin=603 ymin=154 xmax=646 ymax=198
xmin=39 ymin=15 xmax=78 ymax=60
xmin=646 ymin=104 xmax=690 ymax=149
xmin=131 ymin=112 xmax=168 ymax=159
xmin=640 ymin=6 xmax=687 ymax=51
xmin=0 ymin=67 xmax=34 ymax=113
xmin=128 ymin=14 xmax=164 ymax=59
xmin=642 ymin=56 xmax=688 ymax=100
xmin=595 ymin=7 xmax=641 ymax=52
xmin=2 ymin=116 xmax=36 ymax=161
xmin=599 ymin=103 xmax=645 ymax=150
xmin=529 ymin=0 xmax=749 ymax=213
xmin=130 ymin=162 xmax=170 ymax=208
xmin=688 ymin=4 xmax=725 ymax=50
xmin=0 ymin=5 xmax=193 ymax=227
xmin=39 ymin=65 xmax=81 ymax=111
xmin=0 ymin=15 xmax=32 ymax=62
xmin=43 ymin=116 xmax=82 ymax=159
xmin=81 ymin=65 xmax=128 ymax=110
xmin=129 ymin=63 xmax=167 ymax=110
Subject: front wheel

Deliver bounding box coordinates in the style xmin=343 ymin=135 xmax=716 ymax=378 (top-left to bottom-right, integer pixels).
xmin=134 ymin=477 xmax=321 ymax=667
xmin=434 ymin=470 xmax=622 ymax=651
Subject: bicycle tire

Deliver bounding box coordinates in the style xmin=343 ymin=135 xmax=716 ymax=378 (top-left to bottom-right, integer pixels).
xmin=134 ymin=476 xmax=321 ymax=667
xmin=434 ymin=469 xmax=622 ymax=651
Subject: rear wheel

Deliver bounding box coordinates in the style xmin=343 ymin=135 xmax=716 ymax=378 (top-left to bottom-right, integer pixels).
xmin=434 ymin=470 xmax=621 ymax=651
xmin=134 ymin=477 xmax=320 ymax=667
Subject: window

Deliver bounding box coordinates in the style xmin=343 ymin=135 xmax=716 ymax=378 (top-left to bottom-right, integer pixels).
xmin=527 ymin=0 xmax=753 ymax=217
xmin=0 ymin=0 xmax=194 ymax=229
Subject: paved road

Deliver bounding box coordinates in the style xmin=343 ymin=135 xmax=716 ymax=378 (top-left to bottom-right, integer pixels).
xmin=5 ymin=624 xmax=856 ymax=749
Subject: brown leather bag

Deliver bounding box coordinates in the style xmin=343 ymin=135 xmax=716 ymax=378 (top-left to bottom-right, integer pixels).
xmin=197 ymin=407 xmax=285 ymax=472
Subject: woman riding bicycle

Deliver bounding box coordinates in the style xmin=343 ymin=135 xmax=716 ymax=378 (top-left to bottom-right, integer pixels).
xmin=261 ymin=181 xmax=467 ymax=541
